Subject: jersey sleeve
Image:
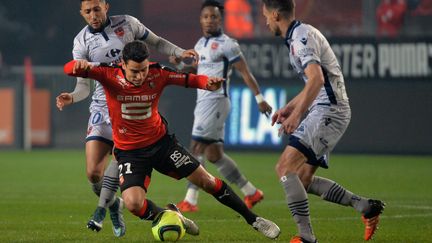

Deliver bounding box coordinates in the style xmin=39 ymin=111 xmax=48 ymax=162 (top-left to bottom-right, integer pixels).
xmin=72 ymin=35 xmax=88 ymax=60
xmin=126 ymin=15 xmax=149 ymax=40
xmin=64 ymin=60 xmax=109 ymax=85
xmin=291 ymin=31 xmax=321 ymax=68
xmin=223 ymin=38 xmax=242 ymax=64
xmin=162 ymin=67 xmax=208 ymax=90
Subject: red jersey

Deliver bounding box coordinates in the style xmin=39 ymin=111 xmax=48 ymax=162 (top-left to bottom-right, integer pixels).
xmin=64 ymin=61 xmax=210 ymax=150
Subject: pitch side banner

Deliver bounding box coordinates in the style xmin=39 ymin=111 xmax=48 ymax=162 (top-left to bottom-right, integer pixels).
xmin=235 ymin=37 xmax=432 ymax=81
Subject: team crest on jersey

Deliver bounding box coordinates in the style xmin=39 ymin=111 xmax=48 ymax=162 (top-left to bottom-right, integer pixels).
xmin=211 ymin=42 xmax=219 ymax=50
xmin=114 ymin=27 xmax=125 ymax=37
xmin=117 ymin=75 xmax=129 ymax=89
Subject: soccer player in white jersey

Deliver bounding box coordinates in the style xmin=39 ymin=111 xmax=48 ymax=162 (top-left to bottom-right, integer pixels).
xmin=261 ymin=1 xmax=385 ymax=242
xmin=55 ymin=0 xmax=197 ymax=237
xmin=170 ymin=0 xmax=273 ymax=213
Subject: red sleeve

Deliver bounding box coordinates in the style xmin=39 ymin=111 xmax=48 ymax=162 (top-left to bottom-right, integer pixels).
xmin=164 ymin=69 xmax=209 ymax=90
xmin=63 ymin=60 xmax=107 ymax=83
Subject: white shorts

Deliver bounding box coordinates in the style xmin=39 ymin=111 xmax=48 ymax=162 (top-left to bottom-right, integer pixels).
xmin=288 ymin=104 xmax=351 ymax=168
xmin=85 ymin=110 xmax=113 ymax=147
xmin=191 ymin=98 xmax=230 ymax=144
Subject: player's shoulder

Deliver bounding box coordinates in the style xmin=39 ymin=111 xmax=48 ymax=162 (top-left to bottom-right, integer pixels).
xmin=292 ymin=22 xmax=323 ymax=41
xmin=291 ymin=22 xmax=310 ymax=40
xmin=74 ymin=25 xmax=90 ymax=42
xmin=220 ymin=34 xmax=239 ymax=46
xmin=109 ymin=15 xmax=135 ymax=26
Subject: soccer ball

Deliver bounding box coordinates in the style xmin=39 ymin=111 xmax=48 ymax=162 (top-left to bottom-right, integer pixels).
xmin=152 ymin=210 xmax=186 ymax=241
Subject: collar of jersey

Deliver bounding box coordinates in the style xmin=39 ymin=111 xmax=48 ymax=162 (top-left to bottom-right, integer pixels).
xmin=204 ymin=29 xmax=223 ymax=39
xmin=88 ymin=18 xmax=112 ymax=34
xmin=284 ymin=20 xmax=301 ymax=47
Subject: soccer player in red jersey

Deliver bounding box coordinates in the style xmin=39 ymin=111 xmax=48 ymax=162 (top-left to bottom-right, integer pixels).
xmin=64 ymin=40 xmax=281 ymax=239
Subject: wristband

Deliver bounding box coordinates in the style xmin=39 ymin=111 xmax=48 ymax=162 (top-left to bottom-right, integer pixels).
xmin=255 ymin=93 xmax=265 ymax=104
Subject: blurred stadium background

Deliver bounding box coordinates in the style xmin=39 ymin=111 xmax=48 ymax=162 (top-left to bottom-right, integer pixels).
xmin=0 ymin=0 xmax=431 ymax=153
xmin=0 ymin=0 xmax=431 ymax=242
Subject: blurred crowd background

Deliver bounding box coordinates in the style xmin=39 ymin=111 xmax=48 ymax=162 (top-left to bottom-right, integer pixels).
xmin=0 ymin=0 xmax=431 ymax=154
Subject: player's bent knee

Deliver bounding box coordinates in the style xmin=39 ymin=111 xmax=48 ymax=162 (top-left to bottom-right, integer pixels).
xmin=275 ymin=161 xmax=295 ymax=178
xmin=123 ymin=195 xmax=142 ymax=214
xmin=206 ymin=154 xmax=221 ymax=163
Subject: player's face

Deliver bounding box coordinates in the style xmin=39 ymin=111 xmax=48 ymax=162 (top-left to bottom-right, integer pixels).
xmin=122 ymin=59 xmax=150 ymax=86
xmin=200 ymin=6 xmax=222 ymax=36
xmin=80 ymin=0 xmax=109 ymax=30
xmin=262 ymin=4 xmax=281 ymax=36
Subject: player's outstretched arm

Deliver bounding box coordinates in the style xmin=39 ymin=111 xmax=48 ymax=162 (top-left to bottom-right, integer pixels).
xmin=56 ymin=93 xmax=73 ymax=111
xmin=233 ymin=55 xmax=272 ymax=117
xmin=169 ymin=55 xmax=197 ymax=73
xmin=55 ymin=78 xmax=91 ymax=111
xmin=64 ymin=60 xmax=95 ymax=77
xmin=205 ymin=77 xmax=224 ymax=91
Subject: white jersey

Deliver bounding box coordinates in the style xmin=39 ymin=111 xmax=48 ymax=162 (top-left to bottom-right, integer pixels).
xmin=72 ymin=15 xmax=149 ymax=112
xmin=195 ymin=33 xmax=241 ymax=102
xmin=285 ymin=21 xmax=349 ymax=107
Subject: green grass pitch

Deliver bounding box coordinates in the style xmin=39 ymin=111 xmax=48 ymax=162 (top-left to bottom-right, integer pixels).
xmin=0 ymin=151 xmax=431 ymax=242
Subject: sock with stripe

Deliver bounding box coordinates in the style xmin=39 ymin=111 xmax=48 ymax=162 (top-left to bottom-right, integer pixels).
xmin=214 ymin=154 xmax=256 ymax=196
xmin=98 ymin=160 xmax=119 ymax=208
xmin=90 ymin=179 xmax=102 ymax=197
xmin=307 ymin=176 xmax=370 ymax=214
xmin=281 ymin=173 xmax=316 ymax=242
xmin=135 ymin=199 xmax=164 ymax=221
xmin=205 ymin=178 xmax=257 ymax=225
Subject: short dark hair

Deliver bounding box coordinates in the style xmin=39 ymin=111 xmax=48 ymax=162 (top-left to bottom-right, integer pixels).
xmin=122 ymin=40 xmax=150 ymax=63
xmin=80 ymin=0 xmax=106 ymax=6
xmin=262 ymin=0 xmax=295 ymax=18
xmin=201 ymin=0 xmax=224 ymax=15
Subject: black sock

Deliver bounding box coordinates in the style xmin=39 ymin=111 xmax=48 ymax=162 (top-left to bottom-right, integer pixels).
xmin=209 ymin=178 xmax=257 ymax=225
xmin=137 ymin=199 xmax=164 ymax=221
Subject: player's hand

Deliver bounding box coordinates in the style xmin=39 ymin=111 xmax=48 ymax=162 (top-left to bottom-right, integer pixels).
xmin=73 ymin=60 xmax=93 ymax=74
xmin=258 ymin=101 xmax=272 ymax=118
xmin=206 ymin=77 xmax=224 ymax=91
xmin=278 ymin=112 xmax=301 ymax=137
xmin=271 ymin=107 xmax=288 ymax=126
xmin=56 ymin=92 xmax=73 ymax=111
xmin=181 ymin=49 xmax=199 ymax=64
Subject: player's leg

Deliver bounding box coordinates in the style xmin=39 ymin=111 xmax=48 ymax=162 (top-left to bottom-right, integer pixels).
xmin=85 ymin=140 xmax=111 ymax=195
xmin=116 ymin=144 xmax=199 ymax=236
xmin=177 ymin=140 xmax=206 ymax=212
xmin=206 ymin=143 xmax=263 ymax=208
xmin=300 ymin=162 xmax=385 ymax=241
xmin=276 ymin=145 xmax=317 ymax=243
xmin=85 ymin=118 xmax=125 ymax=236
xmin=187 ymin=165 xmax=280 ymax=239
xmin=157 ymin=134 xmax=279 ymax=239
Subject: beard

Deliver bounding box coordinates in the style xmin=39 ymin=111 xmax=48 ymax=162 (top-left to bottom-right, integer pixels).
xmin=274 ymin=27 xmax=282 ymax=37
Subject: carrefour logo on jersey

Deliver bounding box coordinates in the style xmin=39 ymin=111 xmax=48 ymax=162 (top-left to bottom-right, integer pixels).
xmin=225 ymin=86 xmax=287 ymax=148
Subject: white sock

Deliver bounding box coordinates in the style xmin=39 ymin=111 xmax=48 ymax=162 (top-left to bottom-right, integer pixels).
xmin=240 ymin=182 xmax=257 ymax=196
xmin=184 ymin=187 xmax=199 ymax=205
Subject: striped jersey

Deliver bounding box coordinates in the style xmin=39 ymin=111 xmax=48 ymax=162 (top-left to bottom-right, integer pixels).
xmin=285 ymin=21 xmax=349 ymax=107
xmin=195 ymin=33 xmax=241 ymax=102
xmin=64 ymin=61 xmax=210 ymax=150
